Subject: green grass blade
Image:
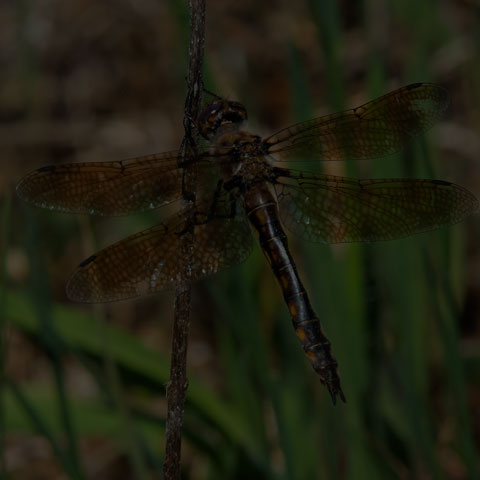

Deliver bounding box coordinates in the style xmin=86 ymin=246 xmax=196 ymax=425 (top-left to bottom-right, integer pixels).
xmin=423 ymin=242 xmax=480 ymax=479
xmin=7 ymin=380 xmax=82 ymax=479
xmin=23 ymin=210 xmax=87 ymax=480
xmin=5 ymin=289 xmax=258 ymax=452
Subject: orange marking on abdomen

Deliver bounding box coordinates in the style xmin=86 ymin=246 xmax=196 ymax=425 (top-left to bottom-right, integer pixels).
xmin=306 ymin=350 xmax=317 ymax=362
xmin=288 ymin=301 xmax=297 ymax=317
xmin=296 ymin=327 xmax=307 ymax=344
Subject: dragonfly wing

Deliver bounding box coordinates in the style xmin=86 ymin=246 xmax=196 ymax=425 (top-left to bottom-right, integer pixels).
xmin=265 ymin=83 xmax=449 ymax=162
xmin=66 ymin=193 xmax=253 ymax=302
xmin=16 ymin=151 xmax=211 ymax=216
xmin=274 ymin=169 xmax=478 ymax=243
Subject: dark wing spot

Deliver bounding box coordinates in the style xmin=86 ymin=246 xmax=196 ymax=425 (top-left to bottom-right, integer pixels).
xmin=37 ymin=165 xmax=56 ymax=172
xmin=79 ymin=255 xmax=96 ymax=267
xmin=406 ymin=82 xmax=423 ymax=90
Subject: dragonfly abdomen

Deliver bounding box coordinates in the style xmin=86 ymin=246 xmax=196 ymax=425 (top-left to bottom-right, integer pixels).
xmin=244 ymin=183 xmax=345 ymax=404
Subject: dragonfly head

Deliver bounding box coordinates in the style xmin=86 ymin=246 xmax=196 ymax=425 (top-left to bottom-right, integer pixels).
xmin=198 ymin=99 xmax=247 ymax=140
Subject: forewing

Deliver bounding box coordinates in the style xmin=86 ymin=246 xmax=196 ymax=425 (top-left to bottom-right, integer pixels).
xmin=274 ymin=170 xmax=478 ymax=243
xmin=16 ymin=151 xmax=202 ymax=215
xmin=66 ymin=194 xmax=253 ymax=302
xmin=265 ymin=83 xmax=449 ymax=162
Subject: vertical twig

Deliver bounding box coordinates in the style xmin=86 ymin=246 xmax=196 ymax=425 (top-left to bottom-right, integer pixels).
xmin=163 ymin=1 xmax=205 ymax=478
xmin=0 ymin=194 xmax=12 ymax=480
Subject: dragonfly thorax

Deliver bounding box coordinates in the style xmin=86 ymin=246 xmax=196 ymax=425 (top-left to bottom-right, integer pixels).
xmin=213 ymin=129 xmax=269 ymax=182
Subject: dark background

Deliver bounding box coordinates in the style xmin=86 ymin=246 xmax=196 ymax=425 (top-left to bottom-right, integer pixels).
xmin=1 ymin=0 xmax=479 ymax=478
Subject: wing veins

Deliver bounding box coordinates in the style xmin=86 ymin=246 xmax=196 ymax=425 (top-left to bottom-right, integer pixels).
xmin=275 ymin=169 xmax=477 ymax=243
xmin=264 ymin=83 xmax=449 ymax=162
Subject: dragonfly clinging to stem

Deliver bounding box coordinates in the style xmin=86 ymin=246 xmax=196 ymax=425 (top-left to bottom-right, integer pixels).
xmin=17 ymin=83 xmax=478 ymax=404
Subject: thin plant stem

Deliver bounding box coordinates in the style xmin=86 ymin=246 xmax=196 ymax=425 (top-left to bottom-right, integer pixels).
xmin=0 ymin=192 xmax=12 ymax=479
xmin=163 ymin=0 xmax=206 ymax=478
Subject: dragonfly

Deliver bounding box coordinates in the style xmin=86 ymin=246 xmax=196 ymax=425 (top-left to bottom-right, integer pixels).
xmin=17 ymin=83 xmax=478 ymax=404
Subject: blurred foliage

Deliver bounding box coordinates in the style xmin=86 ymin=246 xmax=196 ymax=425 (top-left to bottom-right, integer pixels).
xmin=1 ymin=0 xmax=480 ymax=479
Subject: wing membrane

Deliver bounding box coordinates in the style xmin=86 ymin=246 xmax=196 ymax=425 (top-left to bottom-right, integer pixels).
xmin=274 ymin=169 xmax=478 ymax=243
xmin=265 ymin=83 xmax=449 ymax=162
xmin=66 ymin=192 xmax=253 ymax=302
xmin=16 ymin=151 xmax=204 ymax=216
